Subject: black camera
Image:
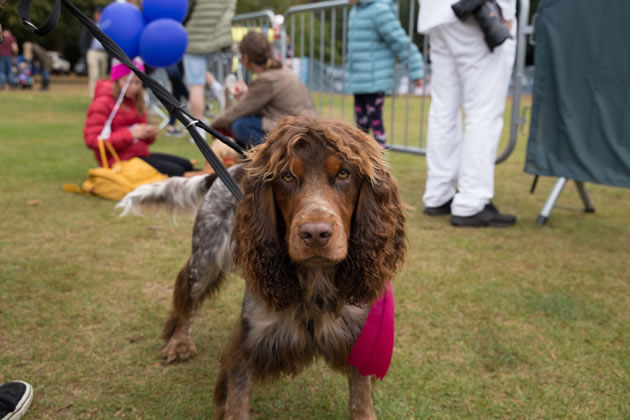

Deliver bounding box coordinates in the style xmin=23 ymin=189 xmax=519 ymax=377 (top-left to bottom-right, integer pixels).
xmin=451 ymin=0 xmax=512 ymax=51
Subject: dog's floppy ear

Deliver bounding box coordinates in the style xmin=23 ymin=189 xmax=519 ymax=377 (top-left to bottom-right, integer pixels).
xmin=336 ymin=156 xmax=406 ymax=305
xmin=232 ymin=160 xmax=301 ymax=310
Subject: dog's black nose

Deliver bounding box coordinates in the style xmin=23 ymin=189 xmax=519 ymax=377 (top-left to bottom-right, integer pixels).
xmin=299 ymin=222 xmax=333 ymax=248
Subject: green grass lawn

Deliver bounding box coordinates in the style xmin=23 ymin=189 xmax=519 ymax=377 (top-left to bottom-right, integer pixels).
xmin=1 ymin=77 xmax=629 ymax=419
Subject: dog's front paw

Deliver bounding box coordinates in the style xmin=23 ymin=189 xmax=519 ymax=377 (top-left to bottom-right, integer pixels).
xmin=161 ymin=337 xmax=198 ymax=363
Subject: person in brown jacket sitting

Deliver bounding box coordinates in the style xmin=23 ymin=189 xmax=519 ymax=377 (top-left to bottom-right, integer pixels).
xmin=211 ymin=31 xmax=315 ymax=148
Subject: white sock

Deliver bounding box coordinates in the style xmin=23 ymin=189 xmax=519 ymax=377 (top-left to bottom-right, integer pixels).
xmin=210 ymin=81 xmax=226 ymax=110
xmin=192 ymin=126 xmax=206 ymax=141
xmin=210 ymin=81 xmax=222 ymax=98
xmin=190 ymin=129 xmax=206 ymax=144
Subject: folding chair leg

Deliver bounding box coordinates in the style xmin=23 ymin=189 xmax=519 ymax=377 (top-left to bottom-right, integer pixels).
xmin=537 ymin=177 xmax=567 ymax=225
xmin=150 ymin=104 xmax=170 ymax=130
xmin=575 ymin=180 xmax=595 ymax=213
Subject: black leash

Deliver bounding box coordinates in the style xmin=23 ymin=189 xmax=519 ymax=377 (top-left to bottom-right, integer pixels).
xmin=17 ymin=0 xmax=60 ymax=35
xmin=15 ymin=0 xmax=245 ymax=201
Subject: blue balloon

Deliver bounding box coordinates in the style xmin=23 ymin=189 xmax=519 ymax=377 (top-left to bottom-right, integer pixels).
xmin=139 ymin=19 xmax=188 ymax=68
xmin=142 ymin=0 xmax=188 ymax=23
xmin=100 ymin=2 xmax=145 ymax=59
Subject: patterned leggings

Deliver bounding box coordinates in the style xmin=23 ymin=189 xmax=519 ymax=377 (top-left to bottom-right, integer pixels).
xmin=354 ymin=92 xmax=386 ymax=146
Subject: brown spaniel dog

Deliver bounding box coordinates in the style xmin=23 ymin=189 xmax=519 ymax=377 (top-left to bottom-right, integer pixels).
xmin=117 ymin=115 xmax=406 ymax=419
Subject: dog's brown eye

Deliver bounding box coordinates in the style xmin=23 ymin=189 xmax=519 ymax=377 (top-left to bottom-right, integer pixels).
xmin=281 ymin=172 xmax=295 ymax=183
xmin=337 ymin=169 xmax=350 ymax=179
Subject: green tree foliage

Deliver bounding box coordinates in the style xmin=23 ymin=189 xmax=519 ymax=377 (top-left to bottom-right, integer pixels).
xmin=236 ymin=0 xmax=309 ymax=15
xmin=0 ymin=0 xmax=108 ymax=63
xmin=0 ymin=0 xmax=540 ymax=67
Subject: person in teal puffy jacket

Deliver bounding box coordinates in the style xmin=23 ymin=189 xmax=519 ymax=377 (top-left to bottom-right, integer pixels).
xmin=346 ymin=0 xmax=424 ymax=147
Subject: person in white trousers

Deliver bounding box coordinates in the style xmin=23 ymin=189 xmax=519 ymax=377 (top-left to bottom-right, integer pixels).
xmin=419 ymin=0 xmax=518 ymax=227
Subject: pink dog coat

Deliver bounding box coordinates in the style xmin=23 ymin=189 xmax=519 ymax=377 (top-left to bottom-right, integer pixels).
xmin=347 ymin=281 xmax=394 ymax=379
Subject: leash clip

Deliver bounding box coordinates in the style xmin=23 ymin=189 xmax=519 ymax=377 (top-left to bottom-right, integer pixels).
xmin=185 ymin=119 xmax=200 ymax=129
xmin=22 ymin=19 xmax=39 ymax=32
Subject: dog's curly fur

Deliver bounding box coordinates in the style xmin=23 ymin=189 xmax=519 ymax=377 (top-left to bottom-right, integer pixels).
xmin=116 ymin=115 xmax=406 ymax=419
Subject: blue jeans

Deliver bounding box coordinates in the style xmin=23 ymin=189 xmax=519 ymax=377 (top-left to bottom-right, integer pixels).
xmin=0 ymin=56 xmax=16 ymax=87
xmin=183 ymin=50 xmax=230 ymax=86
xmin=231 ymin=116 xmax=266 ymax=148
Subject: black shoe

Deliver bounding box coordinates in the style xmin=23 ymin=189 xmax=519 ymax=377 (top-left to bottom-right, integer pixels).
xmin=424 ymin=198 xmax=453 ymax=216
xmin=450 ymin=202 xmax=516 ymax=227
xmin=0 ymin=381 xmax=33 ymax=420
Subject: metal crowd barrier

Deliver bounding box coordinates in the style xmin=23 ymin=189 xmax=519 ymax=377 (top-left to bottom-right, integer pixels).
xmin=231 ymin=9 xmax=276 ymax=28
xmin=497 ymin=0 xmax=532 ymax=163
xmin=282 ymin=0 xmax=350 ymax=121
xmin=231 ymin=0 xmax=532 ymax=164
xmin=228 ymin=10 xmax=276 ymax=84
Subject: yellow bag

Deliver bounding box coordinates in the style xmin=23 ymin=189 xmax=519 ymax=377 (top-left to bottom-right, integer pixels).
xmin=64 ymin=138 xmax=167 ymax=201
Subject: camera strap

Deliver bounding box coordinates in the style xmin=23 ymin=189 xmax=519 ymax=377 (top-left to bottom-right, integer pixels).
xmin=15 ymin=0 xmax=245 ymax=201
